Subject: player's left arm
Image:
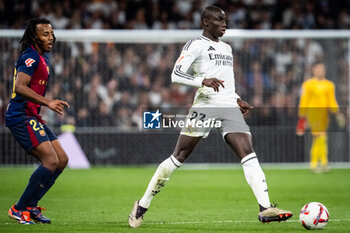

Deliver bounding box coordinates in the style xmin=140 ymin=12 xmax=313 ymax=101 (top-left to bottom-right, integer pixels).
xmin=15 ymin=72 xmax=69 ymax=115
xmin=237 ymin=98 xmax=254 ymax=116
xmin=232 ymin=45 xmax=252 ymax=115
xmin=298 ymin=82 xmax=310 ymax=118
xmin=296 ymin=81 xmax=309 ymax=136
xmin=328 ymin=82 xmax=346 ymax=128
xmin=328 ymin=82 xmax=339 ymax=113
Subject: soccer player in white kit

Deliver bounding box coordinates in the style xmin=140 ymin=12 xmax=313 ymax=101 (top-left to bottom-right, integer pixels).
xmin=129 ymin=6 xmax=292 ymax=228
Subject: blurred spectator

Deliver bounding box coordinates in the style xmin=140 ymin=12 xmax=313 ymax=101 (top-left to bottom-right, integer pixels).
xmin=246 ymin=61 xmax=271 ymax=93
xmin=96 ymin=102 xmax=114 ymax=126
xmin=338 ymin=9 xmax=350 ymax=29
xmin=51 ymin=4 xmax=70 ymax=29
xmin=76 ymin=107 xmax=92 ymax=127
xmin=69 ymin=9 xmax=83 ymax=29
xmin=100 ymin=79 xmax=121 ymax=113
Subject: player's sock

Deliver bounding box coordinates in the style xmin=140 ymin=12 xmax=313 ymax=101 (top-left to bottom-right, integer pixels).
xmin=15 ymin=165 xmax=53 ymax=210
xmin=31 ymin=169 xmax=63 ymax=207
xmin=310 ymin=136 xmax=320 ymax=169
xmin=241 ymin=153 xmax=270 ymax=209
xmin=139 ymin=155 xmax=182 ymax=208
xmin=318 ymin=135 xmax=328 ymax=167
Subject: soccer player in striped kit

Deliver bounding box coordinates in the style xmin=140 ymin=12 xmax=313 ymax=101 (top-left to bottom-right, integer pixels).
xmin=129 ymin=6 xmax=292 ymax=228
xmin=6 ymin=18 xmax=69 ymax=224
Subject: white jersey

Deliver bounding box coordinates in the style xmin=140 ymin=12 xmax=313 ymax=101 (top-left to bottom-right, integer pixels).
xmin=171 ymin=35 xmax=240 ymax=107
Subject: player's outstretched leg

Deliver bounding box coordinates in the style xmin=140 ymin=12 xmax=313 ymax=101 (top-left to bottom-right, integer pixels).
xmin=128 ymin=155 xmax=182 ymax=228
xmin=241 ymin=153 xmax=293 ymax=223
xmin=225 ymin=133 xmax=293 ymax=223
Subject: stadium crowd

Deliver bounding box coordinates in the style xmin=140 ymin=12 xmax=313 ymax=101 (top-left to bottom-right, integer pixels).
xmin=1 ymin=0 xmax=350 ymax=30
xmin=0 ymin=0 xmax=349 ymax=130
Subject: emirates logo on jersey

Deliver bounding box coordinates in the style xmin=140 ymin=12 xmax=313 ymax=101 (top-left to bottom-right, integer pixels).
xmin=209 ymin=53 xmax=233 ymax=66
xmin=25 ymin=58 xmax=35 ymax=67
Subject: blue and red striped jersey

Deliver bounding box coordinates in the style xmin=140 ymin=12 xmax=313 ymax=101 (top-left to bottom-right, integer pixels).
xmin=5 ymin=46 xmax=51 ymax=126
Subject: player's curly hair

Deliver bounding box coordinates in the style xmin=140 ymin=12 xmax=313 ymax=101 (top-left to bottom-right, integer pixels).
xmin=20 ymin=18 xmax=56 ymax=54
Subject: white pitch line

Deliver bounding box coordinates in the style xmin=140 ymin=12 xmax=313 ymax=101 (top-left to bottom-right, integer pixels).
xmin=144 ymin=219 xmax=350 ymax=225
xmin=4 ymin=219 xmax=349 ymax=226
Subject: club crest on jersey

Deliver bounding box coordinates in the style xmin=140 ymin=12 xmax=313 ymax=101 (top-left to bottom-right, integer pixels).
xmin=25 ymin=58 xmax=35 ymax=67
xmin=39 ymin=80 xmax=47 ymax=85
xmin=39 ymin=130 xmax=46 ymax=136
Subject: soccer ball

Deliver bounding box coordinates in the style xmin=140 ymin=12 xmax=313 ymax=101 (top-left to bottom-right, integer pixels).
xmin=299 ymin=202 xmax=329 ymax=230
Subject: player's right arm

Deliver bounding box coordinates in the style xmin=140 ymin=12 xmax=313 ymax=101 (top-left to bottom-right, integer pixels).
xmin=202 ymin=78 xmax=225 ymax=92
xmin=15 ymin=72 xmax=69 ymax=115
xmin=296 ymin=81 xmax=309 ymax=135
xmin=171 ymin=40 xmax=224 ymax=92
xmin=298 ymin=81 xmax=309 ymax=117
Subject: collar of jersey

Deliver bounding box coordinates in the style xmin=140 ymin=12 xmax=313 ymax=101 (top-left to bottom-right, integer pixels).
xmin=29 ymin=45 xmax=46 ymax=59
xmin=200 ymin=35 xmax=220 ymax=43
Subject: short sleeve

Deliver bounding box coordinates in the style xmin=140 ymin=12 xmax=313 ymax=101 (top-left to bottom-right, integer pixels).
xmin=16 ymin=52 xmax=39 ymax=77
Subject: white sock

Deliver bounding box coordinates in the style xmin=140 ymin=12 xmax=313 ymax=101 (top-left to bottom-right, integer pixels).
xmin=241 ymin=152 xmax=271 ymax=209
xmin=139 ymin=155 xmax=182 ymax=208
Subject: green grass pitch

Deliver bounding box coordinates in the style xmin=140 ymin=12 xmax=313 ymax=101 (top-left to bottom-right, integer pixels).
xmin=0 ymin=166 xmax=349 ymax=232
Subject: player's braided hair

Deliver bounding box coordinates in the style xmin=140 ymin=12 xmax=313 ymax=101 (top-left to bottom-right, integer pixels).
xmin=20 ymin=18 xmax=56 ymax=54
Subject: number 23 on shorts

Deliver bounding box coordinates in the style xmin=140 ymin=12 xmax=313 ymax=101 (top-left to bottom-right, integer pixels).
xmin=29 ymin=119 xmax=44 ymax=131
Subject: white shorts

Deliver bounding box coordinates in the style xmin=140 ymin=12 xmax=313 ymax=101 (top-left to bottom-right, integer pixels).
xmin=180 ymin=106 xmax=250 ymax=138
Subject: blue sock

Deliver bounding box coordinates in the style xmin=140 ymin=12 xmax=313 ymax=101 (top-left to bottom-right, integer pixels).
xmin=32 ymin=169 xmax=63 ymax=207
xmin=15 ymin=165 xmax=53 ymax=210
